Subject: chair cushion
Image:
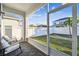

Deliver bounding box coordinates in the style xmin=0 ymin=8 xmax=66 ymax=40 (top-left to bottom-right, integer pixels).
xmin=1 ymin=38 xmax=10 ymax=48
xmin=5 ymin=44 xmax=20 ymax=54
xmin=3 ymin=36 xmax=11 ymax=43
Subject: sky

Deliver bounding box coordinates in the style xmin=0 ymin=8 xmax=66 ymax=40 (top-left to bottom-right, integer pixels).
xmin=4 ymin=3 xmax=79 ymax=25
xmin=29 ymin=3 xmax=79 ymax=25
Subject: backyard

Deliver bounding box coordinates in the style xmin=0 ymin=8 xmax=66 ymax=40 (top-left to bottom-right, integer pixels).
xmin=31 ymin=34 xmax=79 ymax=55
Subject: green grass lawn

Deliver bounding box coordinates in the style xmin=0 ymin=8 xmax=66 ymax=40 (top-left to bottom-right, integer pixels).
xmin=31 ymin=34 xmax=79 ymax=55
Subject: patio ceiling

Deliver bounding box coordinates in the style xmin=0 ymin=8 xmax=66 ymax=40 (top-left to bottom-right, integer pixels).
xmin=3 ymin=3 xmax=45 ymax=16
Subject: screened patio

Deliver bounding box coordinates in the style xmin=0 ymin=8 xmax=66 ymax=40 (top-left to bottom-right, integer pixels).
xmin=0 ymin=3 xmax=79 ymax=56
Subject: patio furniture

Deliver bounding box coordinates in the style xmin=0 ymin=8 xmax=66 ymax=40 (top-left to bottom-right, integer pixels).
xmin=0 ymin=42 xmax=6 ymax=56
xmin=0 ymin=36 xmax=22 ymax=56
xmin=3 ymin=35 xmax=18 ymax=45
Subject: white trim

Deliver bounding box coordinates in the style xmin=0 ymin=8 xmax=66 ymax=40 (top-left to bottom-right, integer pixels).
xmin=47 ymin=13 xmax=50 ymax=55
xmin=72 ymin=4 xmax=77 ymax=56
xmin=23 ymin=13 xmax=26 ymax=41
xmin=0 ymin=4 xmax=1 ymax=42
xmin=47 ymin=3 xmax=50 ymax=55
xmin=3 ymin=16 xmax=20 ymax=22
xmin=0 ymin=3 xmax=3 ymax=41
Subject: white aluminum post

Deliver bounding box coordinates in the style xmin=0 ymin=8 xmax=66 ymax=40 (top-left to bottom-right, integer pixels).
xmin=0 ymin=3 xmax=3 ymax=41
xmin=23 ymin=13 xmax=26 ymax=42
xmin=47 ymin=13 xmax=50 ymax=55
xmin=0 ymin=3 xmax=1 ymax=41
xmin=47 ymin=3 xmax=50 ymax=55
xmin=72 ymin=4 xmax=77 ymax=56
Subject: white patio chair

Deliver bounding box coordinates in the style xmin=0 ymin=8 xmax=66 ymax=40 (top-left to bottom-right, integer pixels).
xmin=1 ymin=36 xmax=22 ymax=55
xmin=3 ymin=35 xmax=18 ymax=45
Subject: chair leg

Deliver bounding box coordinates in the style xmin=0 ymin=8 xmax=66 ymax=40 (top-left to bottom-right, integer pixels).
xmin=19 ymin=46 xmax=22 ymax=53
xmin=16 ymin=46 xmax=23 ymax=56
xmin=2 ymin=49 xmax=5 ymax=56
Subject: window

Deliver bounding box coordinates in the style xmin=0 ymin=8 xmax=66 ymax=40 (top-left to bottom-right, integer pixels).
xmin=5 ymin=26 xmax=12 ymax=39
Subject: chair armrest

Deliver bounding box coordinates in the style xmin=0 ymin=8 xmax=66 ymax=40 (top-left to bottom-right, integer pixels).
xmin=5 ymin=44 xmax=20 ymax=54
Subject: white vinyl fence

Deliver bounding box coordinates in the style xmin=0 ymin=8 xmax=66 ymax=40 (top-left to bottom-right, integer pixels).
xmin=28 ymin=26 xmax=79 ymax=37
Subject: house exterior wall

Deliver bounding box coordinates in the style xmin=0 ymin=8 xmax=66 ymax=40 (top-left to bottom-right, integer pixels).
xmin=2 ymin=18 xmax=22 ymax=41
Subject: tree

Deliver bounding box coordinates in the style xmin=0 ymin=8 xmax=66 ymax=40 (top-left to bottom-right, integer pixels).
xmin=64 ymin=18 xmax=72 ymax=26
xmin=64 ymin=18 xmax=72 ymax=36
xmin=29 ymin=24 xmax=35 ymax=27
